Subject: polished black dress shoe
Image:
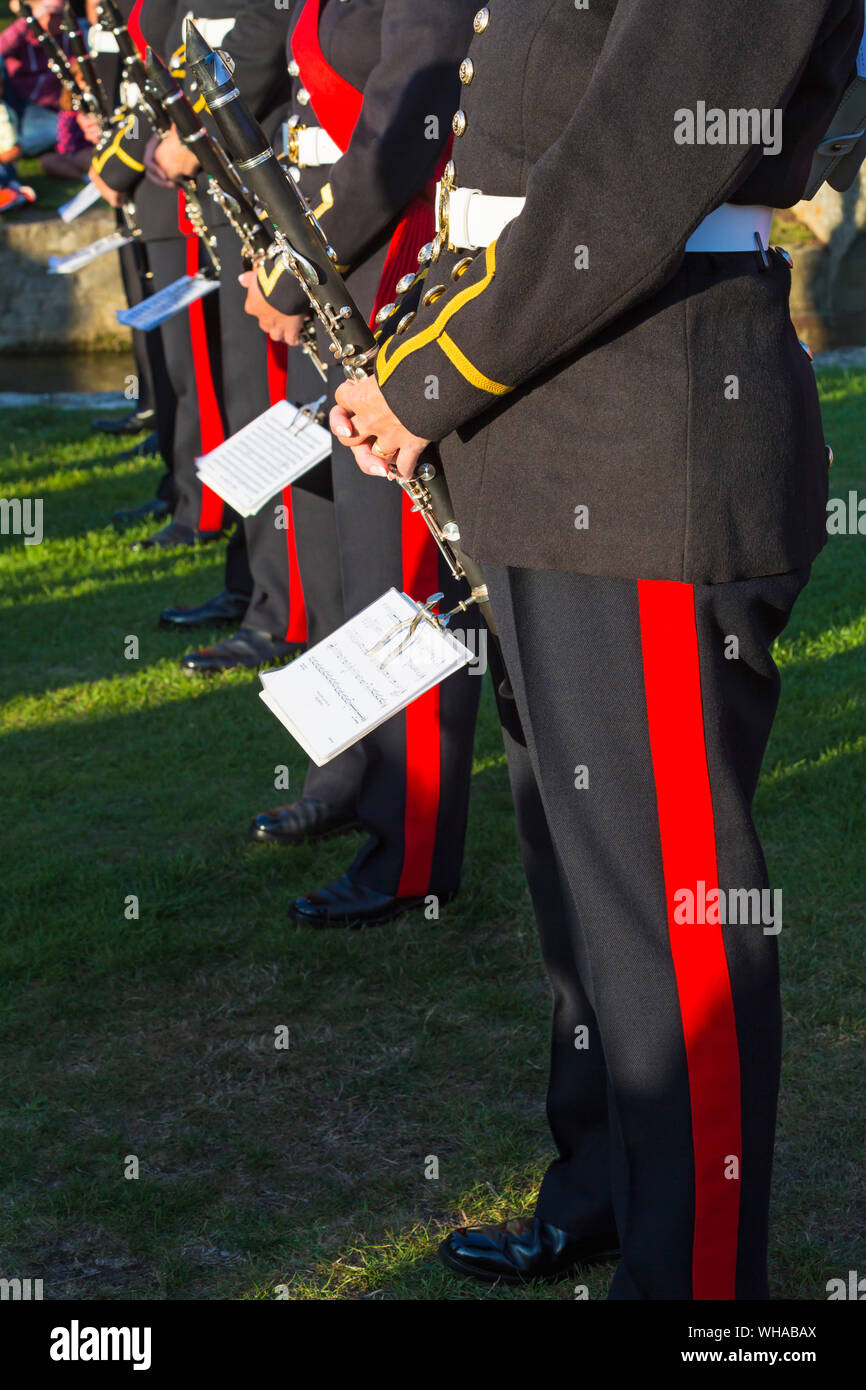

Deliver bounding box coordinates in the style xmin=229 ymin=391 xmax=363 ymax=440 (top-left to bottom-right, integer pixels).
xmin=438 ymin=1216 xmax=619 ymax=1284
xmin=288 ymin=873 xmax=427 ymax=927
xmin=92 ymin=407 xmax=155 ymax=436
xmin=112 ymin=431 xmax=160 ymax=463
xmin=113 ymin=496 xmax=171 ymax=531
xmin=181 ymin=627 xmax=299 ymax=674
xmin=249 ymin=796 xmax=362 ymax=846
xmin=131 ymin=522 xmax=224 ymax=551
xmin=160 ymin=589 xmax=251 ymax=630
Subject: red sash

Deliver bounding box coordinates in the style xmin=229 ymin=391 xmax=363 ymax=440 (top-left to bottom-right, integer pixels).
xmin=291 ymin=0 xmax=451 ymax=325
xmin=128 ymin=1 xmax=145 ymax=57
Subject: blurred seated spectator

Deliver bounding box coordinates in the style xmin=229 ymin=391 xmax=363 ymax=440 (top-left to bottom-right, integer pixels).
xmin=41 ymin=106 xmax=94 ymax=180
xmin=0 ymin=1 xmax=70 ymax=171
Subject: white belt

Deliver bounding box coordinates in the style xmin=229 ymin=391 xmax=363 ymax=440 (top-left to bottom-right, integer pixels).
xmin=120 ymin=80 xmax=142 ymax=111
xmin=684 ymin=203 xmax=774 ymax=252
xmin=439 ymin=185 xmax=774 ymax=254
xmin=283 ymin=124 xmax=343 ymax=168
xmin=187 ymin=15 xmax=236 ymax=49
xmin=89 ymin=30 xmax=120 ymax=55
xmin=441 ymin=185 xmax=524 ymax=251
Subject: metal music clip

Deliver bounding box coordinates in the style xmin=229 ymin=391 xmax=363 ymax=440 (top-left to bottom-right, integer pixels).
xmin=289 ymin=395 xmax=327 ymax=434
xmin=366 ymin=593 xmax=445 ymax=669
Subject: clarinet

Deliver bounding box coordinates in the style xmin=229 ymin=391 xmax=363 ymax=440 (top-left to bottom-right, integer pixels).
xmin=186 ymin=21 xmax=495 ymax=633
xmin=59 ymin=1 xmax=112 ymax=121
xmin=22 ymin=1 xmax=145 ymax=249
xmin=95 ymin=0 xmax=219 ymax=275
xmin=144 ymin=48 xmax=326 ymax=378
xmin=21 ymin=2 xmax=83 ymax=110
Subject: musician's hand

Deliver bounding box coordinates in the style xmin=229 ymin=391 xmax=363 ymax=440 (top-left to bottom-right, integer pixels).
xmin=88 ymin=166 xmax=124 ymax=208
xmin=238 ymin=270 xmax=309 ymax=345
xmin=332 ymin=375 xmax=430 ymax=480
xmin=77 ymin=113 xmax=101 ymax=145
xmin=153 ymin=127 xmax=200 ymax=182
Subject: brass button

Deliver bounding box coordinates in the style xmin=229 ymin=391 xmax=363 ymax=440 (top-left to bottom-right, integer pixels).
xmin=417 ymin=241 xmax=434 ymax=266
xmin=459 ymin=58 xmax=475 ymax=85
xmin=452 ymin=109 xmax=467 ymax=137
xmin=451 ymin=256 xmax=474 ymax=281
xmin=473 ymin=7 xmax=490 ymax=33
xmin=395 ymin=272 xmax=416 ymax=294
xmin=287 ymin=59 xmax=300 ymax=78
xmin=396 ymin=312 xmax=417 ymax=335
xmin=375 ymin=302 xmax=397 ymax=325
xmin=297 ymin=87 xmax=311 ymax=106
xmin=422 ymin=284 xmax=447 ymax=307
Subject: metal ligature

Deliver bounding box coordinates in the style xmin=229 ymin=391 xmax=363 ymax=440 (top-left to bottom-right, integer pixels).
xmin=143 ymin=48 xmax=326 ymax=379
xmin=185 ymin=20 xmax=495 ymax=635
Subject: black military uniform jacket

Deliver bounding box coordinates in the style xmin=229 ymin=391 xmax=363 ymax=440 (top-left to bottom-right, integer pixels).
xmin=90 ymin=0 xmax=180 ymax=239
xmin=93 ymin=0 xmax=291 ymax=240
xmin=260 ymin=0 xmax=477 ymax=316
xmin=376 ymin=0 xmax=863 ymax=584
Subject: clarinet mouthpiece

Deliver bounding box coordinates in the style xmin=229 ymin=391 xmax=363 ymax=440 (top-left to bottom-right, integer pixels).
xmin=184 ymin=18 xmax=214 ymax=69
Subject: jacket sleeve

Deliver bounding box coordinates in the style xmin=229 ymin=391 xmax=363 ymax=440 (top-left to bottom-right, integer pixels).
xmin=376 ymin=0 xmax=842 ymax=442
xmin=91 ymin=108 xmax=150 ymax=193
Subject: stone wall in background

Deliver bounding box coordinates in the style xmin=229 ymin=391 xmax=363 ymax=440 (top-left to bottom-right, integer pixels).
xmin=790 ymin=172 xmax=866 ymax=352
xmin=0 ymin=205 xmax=131 ymax=356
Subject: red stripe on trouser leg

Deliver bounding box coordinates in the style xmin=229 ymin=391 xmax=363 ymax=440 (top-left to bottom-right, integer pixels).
xmin=180 ymin=196 xmax=224 ymax=531
xmin=396 ymin=498 xmax=441 ymax=898
xmin=637 ymin=579 xmax=742 ymax=1300
xmin=267 ymin=342 xmax=307 ymax=644
xmin=278 ymin=485 xmax=308 ymax=644
xmin=267 ymin=338 xmax=289 ymax=403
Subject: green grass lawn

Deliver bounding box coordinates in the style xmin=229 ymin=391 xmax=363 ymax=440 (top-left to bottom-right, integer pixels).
xmin=0 ymin=390 xmax=864 ymax=1302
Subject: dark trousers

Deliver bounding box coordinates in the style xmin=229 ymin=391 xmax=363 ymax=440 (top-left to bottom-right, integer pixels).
xmin=117 ymin=233 xmax=176 ymax=504
xmin=116 ymin=234 xmax=156 ymax=420
xmin=215 ymin=229 xmax=314 ymax=639
xmin=296 ymin=430 xmax=484 ymax=898
xmin=147 ymin=235 xmax=234 ymax=536
xmin=285 ymin=241 xmax=484 ymax=899
xmin=483 ymin=561 xmax=808 ymax=1300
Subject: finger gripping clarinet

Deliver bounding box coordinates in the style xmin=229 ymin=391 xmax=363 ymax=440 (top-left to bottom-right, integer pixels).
xmin=185 ymin=21 xmax=495 ymax=632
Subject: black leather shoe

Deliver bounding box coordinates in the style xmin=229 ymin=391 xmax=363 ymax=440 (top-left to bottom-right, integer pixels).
xmin=181 ymin=627 xmax=299 ymax=674
xmin=112 ymin=431 xmax=161 ymax=463
xmin=288 ymin=873 xmax=427 ymax=927
xmin=249 ymin=796 xmax=361 ymax=846
xmin=92 ymin=408 xmax=155 ymax=436
xmin=160 ymin=589 xmax=251 ymax=630
xmin=131 ymin=521 xmax=225 ymax=551
xmin=438 ymin=1216 xmax=619 ymax=1284
xmin=113 ymin=496 xmax=171 ymax=531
